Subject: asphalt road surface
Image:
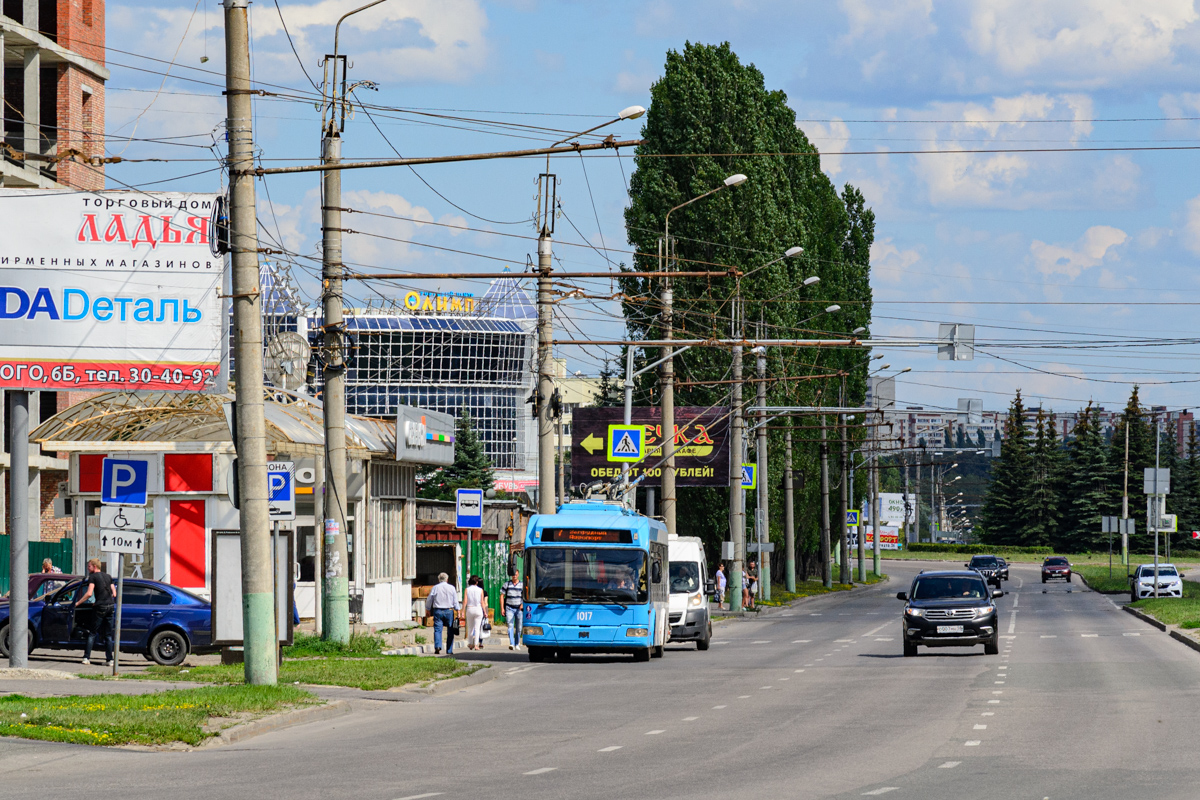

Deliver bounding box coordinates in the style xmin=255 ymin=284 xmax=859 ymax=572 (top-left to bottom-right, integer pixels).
xmin=3 ymin=560 xmax=1200 ymax=800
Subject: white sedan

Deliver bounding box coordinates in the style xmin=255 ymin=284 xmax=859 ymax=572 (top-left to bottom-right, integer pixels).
xmin=1130 ymin=564 xmax=1184 ymax=601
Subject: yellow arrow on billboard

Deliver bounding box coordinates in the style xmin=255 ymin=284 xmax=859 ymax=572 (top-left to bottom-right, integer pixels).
xmin=580 ymin=433 xmax=604 ymax=454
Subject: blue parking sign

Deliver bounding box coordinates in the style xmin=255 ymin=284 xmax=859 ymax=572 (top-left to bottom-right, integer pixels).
xmin=267 ymin=461 xmax=296 ymax=521
xmin=101 ymin=458 xmax=149 ymax=506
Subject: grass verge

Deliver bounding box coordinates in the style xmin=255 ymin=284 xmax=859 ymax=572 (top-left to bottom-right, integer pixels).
xmin=884 ymin=550 xmax=1199 ymax=567
xmin=1074 ymin=563 xmax=1133 ymax=593
xmin=142 ymin=655 xmax=476 ymax=692
xmin=282 ymin=632 xmax=385 ymax=658
xmin=756 ymin=575 xmax=884 ymax=607
xmin=0 ymin=685 xmax=313 ymax=747
xmin=1130 ymin=578 xmax=1200 ymax=628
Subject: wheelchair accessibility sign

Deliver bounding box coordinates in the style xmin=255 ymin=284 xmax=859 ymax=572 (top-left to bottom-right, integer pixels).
xmin=607 ymin=424 xmax=644 ymax=463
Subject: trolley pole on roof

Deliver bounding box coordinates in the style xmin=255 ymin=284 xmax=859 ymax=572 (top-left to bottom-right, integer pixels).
xmin=224 ymin=0 xmax=277 ymax=683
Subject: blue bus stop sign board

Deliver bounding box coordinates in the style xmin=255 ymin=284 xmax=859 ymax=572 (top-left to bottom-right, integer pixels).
xmin=101 ymin=458 xmax=149 ymax=506
xmin=456 ymin=488 xmax=484 ymax=529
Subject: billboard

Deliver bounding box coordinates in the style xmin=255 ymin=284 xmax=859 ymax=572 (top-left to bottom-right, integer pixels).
xmin=850 ymin=525 xmax=902 ymax=550
xmin=865 ymin=493 xmax=917 ymax=525
xmin=571 ymin=406 xmax=730 ymax=488
xmin=0 ymin=190 xmax=226 ymax=392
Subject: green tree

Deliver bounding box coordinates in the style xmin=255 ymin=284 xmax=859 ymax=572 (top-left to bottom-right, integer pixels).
xmin=1175 ymin=424 xmax=1200 ymax=550
xmin=1059 ymin=403 xmax=1111 ymax=551
xmin=980 ymin=391 xmax=1032 ymax=545
xmin=591 ymin=357 xmax=624 ymax=408
xmin=620 ymin=41 xmax=874 ymax=562
xmin=1110 ymin=386 xmax=1154 ymax=512
xmin=416 ymin=412 xmax=494 ymax=500
xmin=1025 ymin=409 xmax=1064 ymax=547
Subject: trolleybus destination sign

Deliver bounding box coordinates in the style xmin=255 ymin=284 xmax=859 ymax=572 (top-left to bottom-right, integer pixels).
xmin=571 ymin=406 xmax=731 ymax=488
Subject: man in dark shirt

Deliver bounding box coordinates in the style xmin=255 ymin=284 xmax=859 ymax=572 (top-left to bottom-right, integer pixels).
xmin=76 ymin=558 xmax=116 ymax=666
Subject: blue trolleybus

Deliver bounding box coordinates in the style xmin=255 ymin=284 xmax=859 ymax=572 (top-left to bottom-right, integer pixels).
xmin=521 ymin=501 xmax=669 ymax=662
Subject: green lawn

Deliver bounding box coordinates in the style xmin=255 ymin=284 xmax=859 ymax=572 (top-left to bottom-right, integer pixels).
xmin=885 ymin=549 xmax=1200 ymax=567
xmin=0 ymin=685 xmax=312 ymax=747
xmin=282 ymin=632 xmax=385 ymax=658
xmin=1074 ymin=563 xmax=1132 ymax=593
xmin=143 ymin=655 xmax=476 ymax=692
xmin=1128 ymin=578 xmax=1200 ymax=628
xmin=755 ymin=573 xmax=886 ymax=607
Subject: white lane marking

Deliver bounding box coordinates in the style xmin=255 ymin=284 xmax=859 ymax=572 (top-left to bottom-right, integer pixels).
xmin=713 ymin=705 xmax=727 ymax=709
xmin=524 ymin=768 xmax=557 ymax=775
xmin=753 ymin=640 xmax=771 ymax=644
xmin=816 ymin=659 xmax=825 ymax=662
xmin=394 ymin=795 xmax=445 ymax=800
xmin=1012 ymin=593 xmax=1019 ymax=607
xmin=965 ymin=741 xmax=981 ymax=747
xmin=835 ymin=639 xmax=855 ymax=643
xmin=760 ymin=686 xmax=773 ymax=690
xmin=863 ymin=623 xmax=890 ymax=637
xmin=780 ymin=677 xmax=790 ymax=681
xmin=988 ymin=700 xmax=1000 ymax=704
xmin=992 ymin=691 xmax=1003 ymax=695
xmin=1081 ymin=634 xmax=1099 ymax=638
xmin=810 ymin=613 xmax=822 ymax=616
xmin=974 ymin=724 xmax=987 ymax=730
xmin=862 ymin=788 xmax=900 ymax=796
xmin=682 ymin=716 xmax=699 ymax=721
xmin=938 ymin=761 xmax=961 ymax=769
xmin=738 ymin=695 xmax=751 ymax=699
xmin=823 ymin=653 xmax=833 ymax=656
xmin=780 ymin=613 xmax=794 ymax=617
xmin=795 ymin=669 xmax=806 ymax=673
xmin=981 ymin=712 xmax=994 ymax=716
xmin=598 ymin=746 xmax=623 ymax=752
xmin=1007 ymin=611 xmax=1017 ymax=634
xmin=793 ymin=640 xmax=811 ymax=643
xmin=995 ymin=681 xmax=1005 ymax=684
xmin=875 ymin=637 xmax=894 ymax=641
xmin=1124 ymin=632 xmax=1141 ymax=637
xmin=645 ymin=730 xmax=665 ymax=735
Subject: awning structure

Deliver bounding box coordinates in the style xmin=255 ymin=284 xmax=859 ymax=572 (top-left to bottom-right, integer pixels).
xmin=31 ymin=389 xmax=396 ymax=458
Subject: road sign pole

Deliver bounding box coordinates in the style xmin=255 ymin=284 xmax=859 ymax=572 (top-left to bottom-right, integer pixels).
xmin=8 ymin=390 xmax=28 ymax=668
xmin=112 ymin=554 xmax=125 ymax=677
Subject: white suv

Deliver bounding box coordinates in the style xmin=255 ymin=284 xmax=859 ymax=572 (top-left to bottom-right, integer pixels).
xmin=1130 ymin=564 xmax=1184 ymax=601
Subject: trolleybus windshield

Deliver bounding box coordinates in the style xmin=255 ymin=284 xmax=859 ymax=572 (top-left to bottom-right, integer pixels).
xmin=528 ymin=548 xmax=647 ymax=604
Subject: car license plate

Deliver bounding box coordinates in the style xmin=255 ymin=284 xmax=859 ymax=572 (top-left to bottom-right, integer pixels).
xmin=937 ymin=625 xmax=964 ymax=634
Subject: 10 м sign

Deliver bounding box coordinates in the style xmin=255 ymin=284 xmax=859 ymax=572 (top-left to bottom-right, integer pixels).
xmin=0 ymin=189 xmax=226 ymax=392
xmin=571 ymin=407 xmax=730 ymax=488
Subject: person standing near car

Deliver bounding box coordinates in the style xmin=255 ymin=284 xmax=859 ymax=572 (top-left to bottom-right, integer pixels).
xmin=40 ymin=558 xmax=63 ymax=596
xmin=426 ymin=572 xmax=461 ymax=656
xmin=715 ymin=563 xmax=727 ymax=610
xmin=75 ymin=558 xmax=116 ymax=666
xmin=501 ymin=569 xmax=524 ymax=650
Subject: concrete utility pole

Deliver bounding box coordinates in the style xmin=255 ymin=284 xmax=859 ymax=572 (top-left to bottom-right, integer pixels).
xmin=784 ymin=428 xmax=796 ymax=592
xmin=838 ymin=413 xmax=849 ymax=584
xmin=313 ymin=455 xmax=324 ymax=636
xmin=7 ymin=393 xmax=28 ymax=667
xmin=872 ymin=412 xmax=882 ymax=576
xmin=536 ymin=174 xmax=555 ymax=515
xmin=728 ymin=298 xmax=745 ymax=611
xmin=855 ymin=438 xmax=865 ymax=582
xmin=819 ymin=414 xmax=832 ymax=589
xmin=755 ymin=339 xmax=770 ymax=601
xmin=225 ymin=0 xmax=276 ymax=683
xmin=1122 ymin=422 xmax=1130 ymax=566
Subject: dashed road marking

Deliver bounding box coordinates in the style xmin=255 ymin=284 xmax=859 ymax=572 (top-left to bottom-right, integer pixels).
xmin=938 ymin=761 xmax=961 ymax=769
xmin=394 ymin=794 xmax=445 ymax=800
xmin=795 ymin=669 xmax=806 ymax=673
xmin=738 ymin=695 xmax=751 ymax=699
xmin=981 ymin=712 xmax=994 ymax=716
xmin=861 ymin=788 xmax=900 ymax=796
xmin=713 ymin=705 xmax=727 ymax=709
xmin=965 ymin=741 xmax=981 ymax=747
xmin=863 ymin=623 xmax=890 ymax=637
xmin=974 ymin=724 xmax=987 ymax=730
xmin=1123 ymin=632 xmax=1141 ymax=637
xmin=760 ymin=686 xmax=773 ymax=690
xmin=836 ymin=639 xmax=855 ymax=643
xmin=682 ymin=716 xmax=699 ymax=721
xmin=645 ymin=730 xmax=665 ymax=735
xmin=810 ymin=613 xmax=822 ymax=616
xmin=805 ymin=663 xmax=814 ymax=667
xmin=793 ymin=640 xmax=811 ymax=643
xmin=1082 ymin=634 xmax=1099 ymax=638
xmin=992 ymin=691 xmax=1003 ymax=695
xmin=753 ymin=640 xmax=771 ymax=644
xmin=988 ymin=700 xmax=1000 ymax=704
xmin=524 ymin=768 xmax=557 ymax=775
xmin=995 ymin=681 xmax=1005 ymax=684
xmin=875 ymin=637 xmax=894 ymax=641
xmin=1007 ymin=611 xmax=1017 ymax=634
xmin=598 ymin=746 xmax=622 ymax=752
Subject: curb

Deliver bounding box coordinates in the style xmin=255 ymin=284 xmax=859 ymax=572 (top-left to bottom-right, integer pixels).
xmin=1075 ymin=572 xmax=1130 ymax=595
xmin=389 ymin=665 xmax=495 ymax=697
xmin=1170 ymin=630 xmax=1200 ymax=654
xmin=205 ymin=699 xmax=352 ymax=747
xmin=381 ymin=644 xmax=437 ymax=656
xmin=714 ymin=577 xmax=889 ymax=625
xmin=1123 ymin=604 xmax=1168 ymax=631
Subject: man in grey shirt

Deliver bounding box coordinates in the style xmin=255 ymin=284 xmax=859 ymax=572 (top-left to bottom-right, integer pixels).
xmin=426 ymin=573 xmax=461 ymax=655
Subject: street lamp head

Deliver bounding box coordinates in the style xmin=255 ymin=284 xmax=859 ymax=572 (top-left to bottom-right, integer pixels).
xmin=852 ymin=326 xmax=867 ymax=335
xmin=825 ymin=304 xmax=841 ymax=313
xmin=619 ymin=105 xmax=646 ymax=120
xmin=724 ymin=173 xmax=749 ymax=187
xmin=879 ymin=364 xmax=891 ymax=371
xmin=785 ymin=246 xmax=805 ymax=258
xmin=898 ymin=367 xmax=912 ymax=374
xmin=803 ymin=276 xmax=820 ymax=286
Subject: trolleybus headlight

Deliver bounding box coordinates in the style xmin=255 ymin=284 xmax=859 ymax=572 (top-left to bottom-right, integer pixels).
xmin=626 ymin=628 xmax=650 ymax=637
xmin=522 ymin=626 xmax=544 ymax=637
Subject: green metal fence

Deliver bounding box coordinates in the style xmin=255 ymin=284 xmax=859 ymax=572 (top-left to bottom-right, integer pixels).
xmin=469 ymin=539 xmax=509 ymax=623
xmin=0 ymin=536 xmax=74 ymax=596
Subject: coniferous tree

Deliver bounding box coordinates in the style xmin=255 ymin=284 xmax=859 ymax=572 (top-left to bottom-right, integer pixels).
xmin=591 ymin=358 xmax=623 ymax=408
xmin=1060 ymin=403 xmax=1110 ymax=551
xmin=1177 ymin=424 xmax=1200 ymax=548
xmin=1025 ymin=409 xmax=1064 ymax=547
xmin=980 ymin=391 xmax=1033 ymax=545
xmin=1110 ymin=386 xmax=1154 ymax=516
xmin=416 ymin=412 xmax=495 ymax=500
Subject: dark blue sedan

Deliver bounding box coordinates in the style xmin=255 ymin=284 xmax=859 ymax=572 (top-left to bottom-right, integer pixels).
xmin=0 ymin=578 xmax=213 ymax=666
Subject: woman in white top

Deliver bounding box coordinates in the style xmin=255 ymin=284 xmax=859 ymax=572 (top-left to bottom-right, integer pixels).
xmin=464 ymin=576 xmax=489 ymax=650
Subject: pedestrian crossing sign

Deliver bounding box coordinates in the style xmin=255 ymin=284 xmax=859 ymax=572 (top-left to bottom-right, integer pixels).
xmin=846 ymin=510 xmax=860 ymax=525
xmin=607 ymin=424 xmax=644 ymax=462
xmin=741 ymin=463 xmax=757 ymax=489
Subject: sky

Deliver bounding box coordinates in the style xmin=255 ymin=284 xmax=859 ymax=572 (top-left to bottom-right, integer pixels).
xmin=101 ymin=0 xmax=1200 ymax=417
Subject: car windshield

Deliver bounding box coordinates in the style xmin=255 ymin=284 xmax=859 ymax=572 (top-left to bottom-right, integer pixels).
xmin=969 ymin=557 xmax=998 ymax=568
xmin=1045 ymin=558 xmax=1068 ymax=566
xmin=1141 ymin=566 xmax=1178 ymax=577
xmin=911 ymin=577 xmax=989 ymax=600
xmin=669 ymin=561 xmax=701 ymax=594
xmin=528 ymin=547 xmax=647 ymax=603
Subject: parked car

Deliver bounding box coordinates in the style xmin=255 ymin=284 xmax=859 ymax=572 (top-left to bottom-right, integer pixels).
xmin=1041 ymin=557 xmax=1072 ymax=583
xmin=0 ymin=577 xmax=213 ymax=665
xmin=897 ymin=570 xmax=1002 ymax=657
xmin=2 ymin=573 xmax=83 ymax=600
xmin=1129 ymin=564 xmax=1183 ymax=601
xmin=965 ymin=555 xmax=1003 ymax=588
xmin=995 ymin=558 xmax=1010 ymax=581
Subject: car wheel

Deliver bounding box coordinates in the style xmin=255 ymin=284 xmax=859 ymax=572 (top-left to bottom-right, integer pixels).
xmin=651 ymin=644 xmax=664 ymax=658
xmin=697 ymin=624 xmax=712 ymax=651
xmin=985 ymin=635 xmax=999 ymax=656
xmin=148 ymin=629 xmax=188 ymax=666
xmin=634 ymin=647 xmax=651 ymax=662
xmin=903 ymin=640 xmax=918 ymax=657
xmin=0 ymin=624 xmax=33 ymax=658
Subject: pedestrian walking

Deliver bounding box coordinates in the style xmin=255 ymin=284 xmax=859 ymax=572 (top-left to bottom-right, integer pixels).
xmin=501 ymin=569 xmax=524 ymax=650
xmin=715 ymin=563 xmax=727 ymax=610
xmin=426 ymin=572 xmax=461 ymax=655
xmin=464 ymin=576 xmax=489 ymax=650
xmin=76 ymin=558 xmax=115 ymax=666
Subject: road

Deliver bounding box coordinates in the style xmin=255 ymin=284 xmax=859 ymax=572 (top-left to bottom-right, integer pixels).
xmin=3 ymin=560 xmax=1200 ymax=799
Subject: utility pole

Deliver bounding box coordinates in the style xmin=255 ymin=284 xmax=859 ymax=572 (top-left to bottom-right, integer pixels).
xmin=1122 ymin=422 xmax=1130 ymax=566
xmin=839 ymin=413 xmax=849 ymax=584
xmin=728 ymin=297 xmax=745 ymax=611
xmin=313 ymin=455 xmax=324 ymax=636
xmin=661 ymin=236 xmax=677 ymax=537
xmin=903 ymin=452 xmax=912 ymax=545
xmin=784 ymin=427 xmax=796 ymax=592
xmin=225 ymin=0 xmax=276 ymax=682
xmin=914 ymin=458 xmax=921 ymax=543
xmin=872 ymin=411 xmax=882 ymax=576
xmin=755 ymin=337 xmax=770 ymax=601
xmin=556 ymin=409 xmax=565 ymax=507
xmin=536 ymin=173 xmax=555 ymax=515
xmin=819 ymin=413 xmax=832 ymax=589
xmin=7 ymin=392 xmax=28 ymax=667
xmin=853 ymin=434 xmax=864 ymax=581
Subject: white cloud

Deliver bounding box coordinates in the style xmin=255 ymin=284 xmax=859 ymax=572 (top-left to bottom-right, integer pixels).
xmin=968 ymin=1 xmax=1198 ymax=85
xmin=339 ymin=189 xmax=460 ymax=269
xmin=1182 ymin=194 xmax=1200 ymax=254
xmin=803 ymin=118 xmax=850 ymax=177
xmin=870 ymin=237 xmax=921 ymax=283
xmin=839 ymin=0 xmax=934 ymax=41
xmin=1029 ymin=225 xmax=1128 ymax=279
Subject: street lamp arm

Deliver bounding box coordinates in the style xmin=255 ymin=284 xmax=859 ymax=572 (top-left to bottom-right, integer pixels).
xmin=334 ymin=0 xmax=388 ymax=63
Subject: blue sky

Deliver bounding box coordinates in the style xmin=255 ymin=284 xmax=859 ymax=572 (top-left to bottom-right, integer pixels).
xmin=104 ymin=0 xmax=1200 ymax=415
